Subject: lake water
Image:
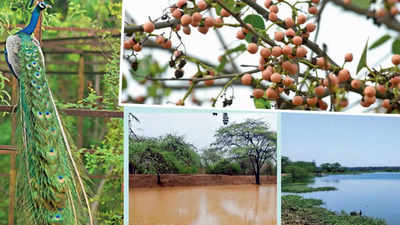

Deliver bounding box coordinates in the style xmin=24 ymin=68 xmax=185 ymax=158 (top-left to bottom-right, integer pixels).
xmin=294 ymin=172 xmax=400 ymax=225
xmin=130 ymin=184 xmax=277 ymax=225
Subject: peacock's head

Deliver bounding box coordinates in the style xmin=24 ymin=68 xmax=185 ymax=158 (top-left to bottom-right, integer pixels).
xmin=37 ymin=1 xmax=52 ymax=10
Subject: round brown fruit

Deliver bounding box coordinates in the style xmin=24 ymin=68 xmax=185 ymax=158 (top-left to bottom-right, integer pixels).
xmin=181 ymin=14 xmax=192 ymax=26
xmin=382 ymin=99 xmax=391 ymax=109
xmin=260 ymin=48 xmax=271 ymax=58
xmin=314 ymin=85 xmax=326 ymax=97
xmin=274 ymin=31 xmax=284 ymax=41
xmin=307 ymin=96 xmax=318 ymax=106
xmin=376 ymin=84 xmax=386 ymax=95
xmin=192 ymin=12 xmax=202 ymax=22
xmin=271 ymin=46 xmax=282 ymax=57
xmin=292 ymin=36 xmax=302 ymax=46
xmin=351 ymin=79 xmax=362 ymax=89
xmin=247 ymin=43 xmax=259 ymax=54
xmin=282 ymin=45 xmax=292 ymax=56
xmin=172 ymin=9 xmax=182 ymax=19
xmin=364 ymin=86 xmax=376 ymax=97
xmin=292 ymin=96 xmax=303 ymax=106
xmin=271 ymin=73 xmax=282 ymax=83
xmin=183 ymin=26 xmax=191 ymax=35
xmin=198 ymin=25 xmax=209 ymax=34
xmin=345 ymin=53 xmax=353 ymax=62
xmin=296 ymin=46 xmax=307 ymax=58
xmin=318 ymin=100 xmax=328 ymax=110
xmin=236 ymin=30 xmax=246 ymax=39
xmin=364 ymin=95 xmax=376 ymax=105
xmin=253 ymin=89 xmax=265 ymax=99
xmin=283 ymin=77 xmax=293 ymax=87
xmin=143 ymin=22 xmax=155 ymax=33
xmin=297 ymin=14 xmax=306 ymax=24
xmin=338 ymin=69 xmax=350 ymax=83
xmin=204 ymin=76 xmax=214 ymax=86
xmin=266 ymin=87 xmax=279 ymax=99
xmin=133 ymin=43 xmax=142 ymax=52
xmin=197 ymin=0 xmax=207 ymax=10
xmin=241 ymin=73 xmax=253 ymax=85
xmin=392 ymin=54 xmax=400 ymax=65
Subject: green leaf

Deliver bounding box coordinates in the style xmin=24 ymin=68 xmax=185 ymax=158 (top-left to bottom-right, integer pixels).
xmin=357 ymin=40 xmax=368 ymax=74
xmin=215 ymin=0 xmax=244 ymax=16
xmin=253 ymin=98 xmax=271 ymax=109
xmin=351 ymin=0 xmax=370 ymax=9
xmin=243 ymin=14 xmax=265 ymax=43
xmin=392 ymin=38 xmax=400 ymax=54
xmin=369 ymin=34 xmax=391 ymax=50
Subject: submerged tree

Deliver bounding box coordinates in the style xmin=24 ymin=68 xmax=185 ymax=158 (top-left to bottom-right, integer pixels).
xmin=211 ymin=119 xmax=276 ymax=184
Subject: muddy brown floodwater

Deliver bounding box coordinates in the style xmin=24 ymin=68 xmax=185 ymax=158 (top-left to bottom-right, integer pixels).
xmin=130 ymin=184 xmax=277 ymax=225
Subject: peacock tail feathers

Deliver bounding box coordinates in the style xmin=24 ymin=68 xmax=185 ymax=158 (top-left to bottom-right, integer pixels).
xmin=15 ymin=33 xmax=93 ymax=225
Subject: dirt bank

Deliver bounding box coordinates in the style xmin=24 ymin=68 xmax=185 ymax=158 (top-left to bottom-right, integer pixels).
xmin=130 ymin=174 xmax=277 ymax=188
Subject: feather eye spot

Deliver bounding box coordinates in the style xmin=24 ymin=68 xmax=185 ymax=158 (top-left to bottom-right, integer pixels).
xmin=45 ymin=111 xmax=51 ymax=118
xmin=57 ymin=176 xmax=65 ymax=184
xmin=54 ymin=213 xmax=62 ymax=221
xmin=31 ymin=80 xmax=37 ymax=86
xmin=32 ymin=61 xmax=38 ymax=67
xmin=49 ymin=148 xmax=56 ymax=156
xmin=26 ymin=64 xmax=32 ymax=70
xmin=37 ymin=111 xmax=43 ymax=119
xmin=50 ymin=127 xmax=57 ymax=134
xmin=34 ymin=71 xmax=40 ymax=78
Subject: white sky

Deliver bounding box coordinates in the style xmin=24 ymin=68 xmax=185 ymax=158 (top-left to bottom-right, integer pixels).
xmin=121 ymin=0 xmax=397 ymax=113
xmin=128 ymin=107 xmax=277 ymax=150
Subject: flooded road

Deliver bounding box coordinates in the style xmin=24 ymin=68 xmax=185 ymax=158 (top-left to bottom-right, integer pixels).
xmin=130 ymin=184 xmax=277 ymax=225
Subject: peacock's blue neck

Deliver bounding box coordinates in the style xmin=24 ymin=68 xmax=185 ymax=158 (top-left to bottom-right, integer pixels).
xmin=19 ymin=7 xmax=41 ymax=35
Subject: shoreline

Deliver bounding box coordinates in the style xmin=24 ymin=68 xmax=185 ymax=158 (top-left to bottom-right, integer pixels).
xmin=130 ymin=174 xmax=277 ymax=188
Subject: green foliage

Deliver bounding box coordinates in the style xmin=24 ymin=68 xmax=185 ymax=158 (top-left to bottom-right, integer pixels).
xmin=243 ymin=14 xmax=265 ymax=43
xmin=129 ymin=134 xmax=201 ymax=175
xmin=282 ymin=183 xmax=336 ymax=193
xmin=392 ymin=38 xmax=400 ymax=54
xmin=207 ymin=159 xmax=241 ymax=175
xmin=282 ymin=195 xmax=387 ymax=225
xmin=350 ymin=0 xmax=371 ymax=9
xmin=369 ymin=35 xmax=391 ymax=50
xmin=253 ymin=97 xmax=271 ymax=109
xmin=286 ymin=165 xmax=311 ymax=181
xmin=357 ymin=40 xmax=368 ymax=74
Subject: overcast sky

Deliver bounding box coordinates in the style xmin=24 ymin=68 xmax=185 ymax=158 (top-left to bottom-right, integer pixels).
xmin=121 ymin=0 xmax=397 ymax=113
xmin=128 ymin=107 xmax=277 ymax=150
xmin=282 ymin=112 xmax=400 ymax=167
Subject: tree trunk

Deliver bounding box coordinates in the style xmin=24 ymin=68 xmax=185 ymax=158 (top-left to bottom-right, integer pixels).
xmin=157 ymin=173 xmax=162 ymax=185
xmin=255 ymin=161 xmax=261 ymax=185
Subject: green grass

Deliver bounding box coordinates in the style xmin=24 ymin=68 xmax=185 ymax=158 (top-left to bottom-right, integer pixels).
xmin=282 ymin=195 xmax=387 ymax=225
xmin=283 ymin=182 xmax=337 ymax=193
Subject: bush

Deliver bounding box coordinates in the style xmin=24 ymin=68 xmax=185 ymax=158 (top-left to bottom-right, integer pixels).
xmin=287 ymin=165 xmax=311 ymax=181
xmin=207 ymin=159 xmax=241 ymax=175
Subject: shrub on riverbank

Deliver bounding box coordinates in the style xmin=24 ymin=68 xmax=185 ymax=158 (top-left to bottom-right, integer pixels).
xmin=283 ymin=183 xmax=336 ymax=193
xmin=282 ymin=195 xmax=387 ymax=225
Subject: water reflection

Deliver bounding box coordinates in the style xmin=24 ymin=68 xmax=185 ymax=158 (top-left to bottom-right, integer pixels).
xmin=130 ymin=184 xmax=277 ymax=225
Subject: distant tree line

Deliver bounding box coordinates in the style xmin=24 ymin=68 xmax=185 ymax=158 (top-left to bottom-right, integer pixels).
xmin=129 ymin=119 xmax=277 ymax=185
xmin=282 ymin=156 xmax=400 ymax=182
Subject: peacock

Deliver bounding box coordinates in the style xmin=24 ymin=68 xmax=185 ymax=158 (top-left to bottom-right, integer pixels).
xmin=4 ymin=1 xmax=93 ymax=224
